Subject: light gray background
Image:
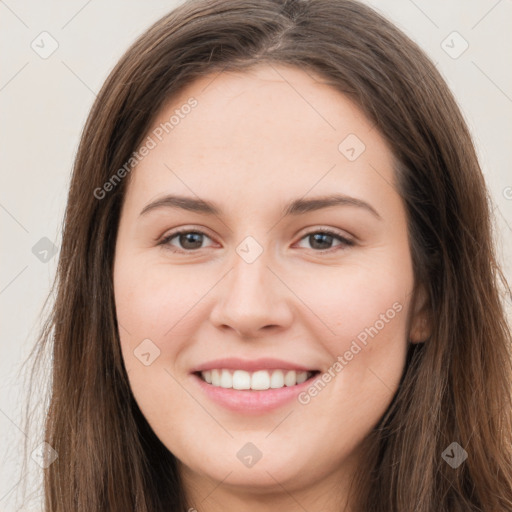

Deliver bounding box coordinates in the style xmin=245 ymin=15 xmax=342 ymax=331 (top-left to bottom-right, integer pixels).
xmin=1 ymin=0 xmax=511 ymax=510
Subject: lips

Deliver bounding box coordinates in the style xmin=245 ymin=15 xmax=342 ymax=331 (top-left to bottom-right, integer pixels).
xmin=189 ymin=357 xmax=321 ymax=413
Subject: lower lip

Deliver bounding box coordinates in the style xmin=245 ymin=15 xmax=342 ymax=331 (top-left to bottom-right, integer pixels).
xmin=190 ymin=373 xmax=318 ymax=414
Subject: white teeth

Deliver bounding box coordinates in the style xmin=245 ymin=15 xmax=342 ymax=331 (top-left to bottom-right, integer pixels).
xmin=211 ymin=369 xmax=221 ymax=386
xmin=284 ymin=370 xmax=296 ymax=386
xmin=199 ymin=369 xmax=313 ymax=389
xmin=232 ymin=370 xmax=251 ymax=390
xmin=270 ymin=369 xmax=284 ymax=388
xmin=220 ymin=369 xmax=232 ymax=388
xmin=251 ymin=370 xmax=270 ymax=390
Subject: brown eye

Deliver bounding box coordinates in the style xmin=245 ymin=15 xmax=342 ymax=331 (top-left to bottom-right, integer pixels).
xmin=296 ymin=230 xmax=354 ymax=252
xmin=160 ymin=230 xmax=214 ymax=252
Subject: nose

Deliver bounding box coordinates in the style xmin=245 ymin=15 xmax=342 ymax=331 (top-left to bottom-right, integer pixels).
xmin=209 ymin=249 xmax=294 ymax=339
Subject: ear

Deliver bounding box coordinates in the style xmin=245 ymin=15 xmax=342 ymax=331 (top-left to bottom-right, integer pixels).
xmin=409 ymin=284 xmax=432 ymax=344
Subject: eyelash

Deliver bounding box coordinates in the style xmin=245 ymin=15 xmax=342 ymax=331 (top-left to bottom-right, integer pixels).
xmin=158 ymin=228 xmax=355 ymax=254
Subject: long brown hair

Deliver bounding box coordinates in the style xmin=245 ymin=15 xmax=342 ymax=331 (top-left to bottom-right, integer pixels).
xmin=25 ymin=0 xmax=512 ymax=510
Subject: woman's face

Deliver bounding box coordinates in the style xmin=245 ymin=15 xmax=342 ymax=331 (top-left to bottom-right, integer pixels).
xmin=114 ymin=64 xmax=425 ymax=507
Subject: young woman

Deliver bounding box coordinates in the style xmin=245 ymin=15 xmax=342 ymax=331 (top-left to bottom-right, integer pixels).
xmin=28 ymin=0 xmax=512 ymax=510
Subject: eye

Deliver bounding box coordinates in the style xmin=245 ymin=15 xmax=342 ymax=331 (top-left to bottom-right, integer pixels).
xmin=295 ymin=229 xmax=354 ymax=253
xmin=159 ymin=228 xmax=354 ymax=254
xmin=159 ymin=229 xmax=215 ymax=252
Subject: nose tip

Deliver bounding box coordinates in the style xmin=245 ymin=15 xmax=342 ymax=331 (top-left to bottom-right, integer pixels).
xmin=209 ymin=256 xmax=293 ymax=338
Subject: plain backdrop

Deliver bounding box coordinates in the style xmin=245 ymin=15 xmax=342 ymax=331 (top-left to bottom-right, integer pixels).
xmin=1 ymin=0 xmax=511 ymax=509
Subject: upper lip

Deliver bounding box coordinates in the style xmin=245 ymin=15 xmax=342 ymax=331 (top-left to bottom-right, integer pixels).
xmin=191 ymin=357 xmax=317 ymax=373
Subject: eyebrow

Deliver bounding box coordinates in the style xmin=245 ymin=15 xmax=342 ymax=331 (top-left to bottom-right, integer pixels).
xmin=139 ymin=193 xmax=381 ymax=220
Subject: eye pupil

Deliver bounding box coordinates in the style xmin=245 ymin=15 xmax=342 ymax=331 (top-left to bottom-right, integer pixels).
xmin=180 ymin=232 xmax=203 ymax=249
xmin=310 ymin=233 xmax=333 ymax=250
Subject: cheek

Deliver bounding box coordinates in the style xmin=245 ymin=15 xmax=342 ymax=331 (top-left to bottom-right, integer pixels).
xmin=113 ymin=257 xmax=210 ymax=436
xmin=113 ymin=257 xmax=220 ymax=413
xmin=293 ymin=258 xmax=411 ymax=351
xmin=291 ymin=258 xmax=412 ymax=415
xmin=114 ymin=257 xmax=211 ymax=343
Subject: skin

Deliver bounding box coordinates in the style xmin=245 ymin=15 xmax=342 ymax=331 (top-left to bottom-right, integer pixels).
xmin=113 ymin=63 xmax=429 ymax=512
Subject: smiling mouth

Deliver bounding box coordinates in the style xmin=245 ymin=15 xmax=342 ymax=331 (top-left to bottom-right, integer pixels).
xmin=194 ymin=369 xmax=321 ymax=391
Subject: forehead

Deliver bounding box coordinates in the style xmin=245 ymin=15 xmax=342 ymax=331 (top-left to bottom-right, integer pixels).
xmin=123 ymin=63 xmax=398 ymax=217
xmin=155 ymin=63 xmax=377 ymax=152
